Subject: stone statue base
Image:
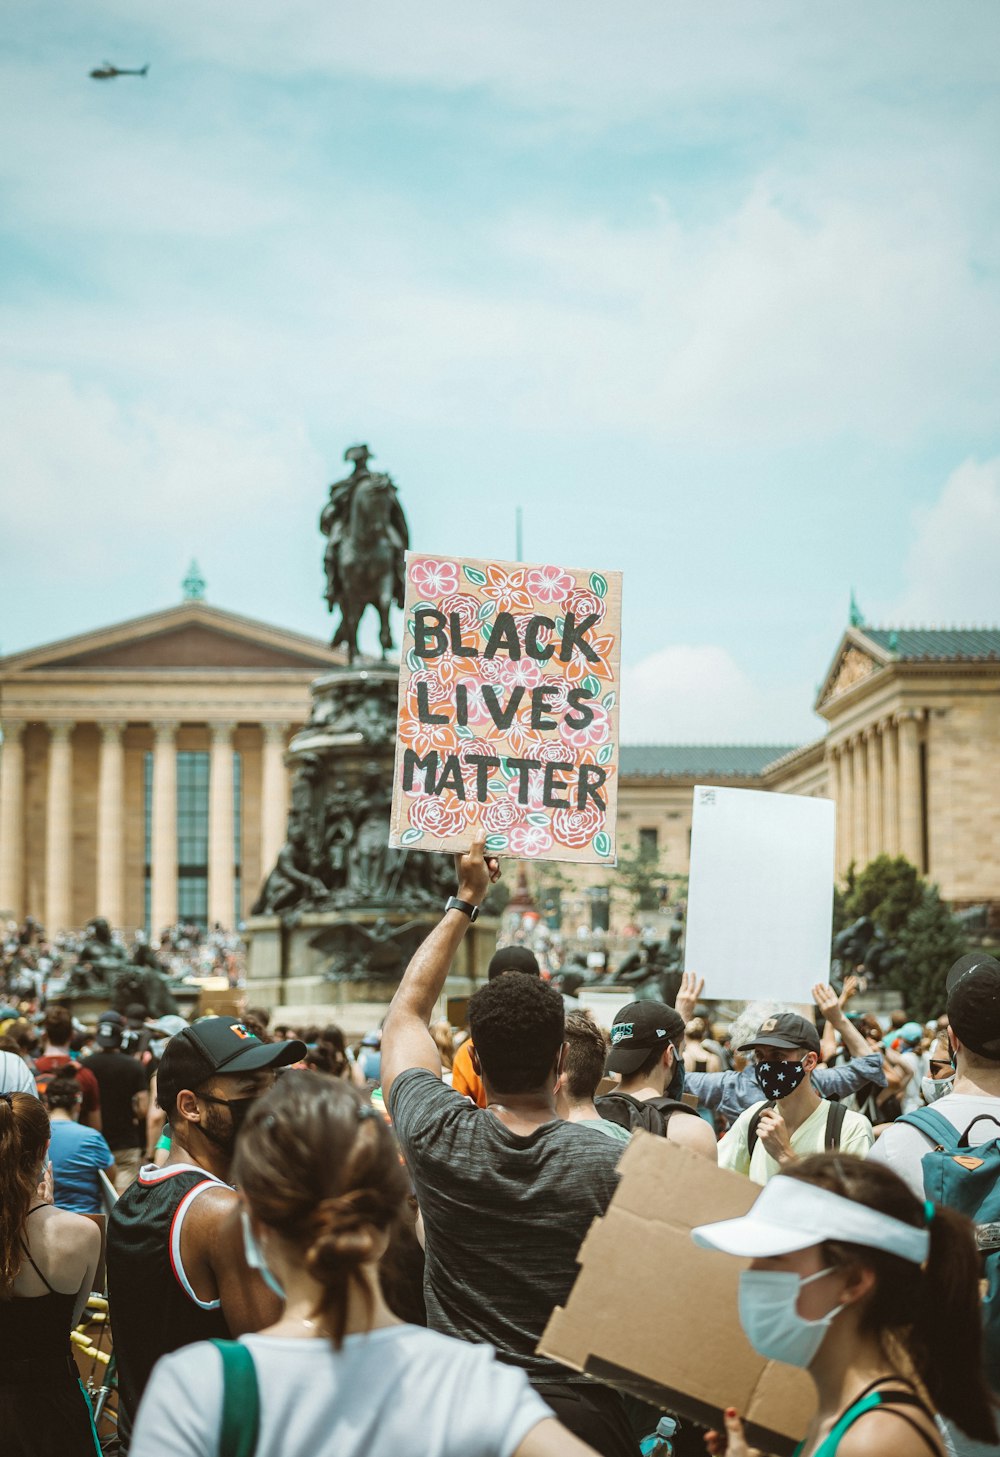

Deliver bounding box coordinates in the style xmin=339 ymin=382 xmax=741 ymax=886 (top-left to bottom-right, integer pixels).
xmin=244 ymin=909 xmax=498 ymax=1034
xmin=245 ymin=659 xmax=501 ymax=1029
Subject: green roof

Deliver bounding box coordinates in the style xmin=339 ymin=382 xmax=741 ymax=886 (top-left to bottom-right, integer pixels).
xmin=863 ymin=628 xmax=1000 ymax=661
xmin=620 ymin=744 xmax=797 ymax=778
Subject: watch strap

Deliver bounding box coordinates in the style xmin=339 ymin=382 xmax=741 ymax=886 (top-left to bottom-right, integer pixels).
xmin=445 ymin=896 xmax=480 ymax=923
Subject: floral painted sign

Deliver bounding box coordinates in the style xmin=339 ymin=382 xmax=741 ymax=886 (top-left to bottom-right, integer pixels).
xmin=388 ymin=553 xmax=622 ymax=864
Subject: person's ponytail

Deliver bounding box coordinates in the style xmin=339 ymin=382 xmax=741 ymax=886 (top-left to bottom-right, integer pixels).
xmin=304 ymin=1186 xmax=387 ymax=1345
xmin=0 ymin=1093 xmax=50 ymax=1295
xmin=914 ymin=1204 xmax=998 ymax=1441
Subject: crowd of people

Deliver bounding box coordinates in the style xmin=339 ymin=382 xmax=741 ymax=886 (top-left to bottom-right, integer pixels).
xmin=2 ymin=831 xmax=1000 ymax=1457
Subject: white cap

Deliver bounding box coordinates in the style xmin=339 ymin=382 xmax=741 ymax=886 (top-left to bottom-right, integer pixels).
xmin=692 ymin=1174 xmax=930 ymax=1267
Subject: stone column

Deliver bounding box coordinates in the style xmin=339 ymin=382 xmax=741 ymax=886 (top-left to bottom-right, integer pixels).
xmin=881 ymin=718 xmax=899 ymax=855
xmin=260 ymin=724 xmax=289 ymax=876
xmin=208 ymin=723 xmax=235 ymax=929
xmin=838 ymin=743 xmax=854 ymax=873
xmin=44 ymin=723 xmax=75 ymax=933
xmin=852 ymin=735 xmax=868 ymax=867
xmin=150 ymin=723 xmax=178 ymax=935
xmin=866 ymin=726 xmax=883 ymax=857
xmin=0 ymin=721 xmax=26 ymax=917
xmin=897 ymin=710 xmax=924 ymax=870
xmin=96 ymin=722 xmax=126 ymax=928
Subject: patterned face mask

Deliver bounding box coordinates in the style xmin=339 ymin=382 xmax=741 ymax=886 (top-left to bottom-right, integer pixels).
xmin=755 ymin=1058 xmax=808 ymax=1101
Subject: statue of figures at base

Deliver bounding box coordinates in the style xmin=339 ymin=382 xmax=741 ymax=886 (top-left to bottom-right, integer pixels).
xmin=251 ymin=822 xmax=328 ymax=919
xmin=320 ymin=443 xmax=409 ymax=663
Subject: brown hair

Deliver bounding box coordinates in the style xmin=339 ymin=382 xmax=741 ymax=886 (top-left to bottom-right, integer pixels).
xmin=788 ymin=1154 xmax=997 ymax=1443
xmin=563 ymin=1012 xmax=608 ymax=1100
xmin=232 ymin=1071 xmax=408 ymax=1347
xmin=43 ymin=1008 xmax=72 ymax=1049
xmin=0 ymin=1092 xmax=50 ymax=1295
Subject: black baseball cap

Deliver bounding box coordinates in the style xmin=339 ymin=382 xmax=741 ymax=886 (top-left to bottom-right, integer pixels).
xmin=96 ymin=1011 xmax=124 ymax=1048
xmin=488 ymin=946 xmax=540 ymax=981
xmin=606 ymin=1001 xmax=685 ymax=1076
xmin=157 ymin=1017 xmax=306 ymax=1111
xmin=738 ymin=1012 xmax=821 ymax=1056
xmin=947 ymin=953 xmax=1000 ymax=1059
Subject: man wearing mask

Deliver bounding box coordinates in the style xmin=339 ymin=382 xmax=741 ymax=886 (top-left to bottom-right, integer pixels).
xmin=106 ymin=1017 xmax=305 ymax=1449
xmin=718 ymin=1011 xmax=873 ymax=1184
xmin=595 ymin=1001 xmax=718 ymax=1159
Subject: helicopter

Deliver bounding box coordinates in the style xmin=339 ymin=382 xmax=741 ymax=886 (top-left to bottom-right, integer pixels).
xmin=89 ymin=61 xmax=149 ymax=81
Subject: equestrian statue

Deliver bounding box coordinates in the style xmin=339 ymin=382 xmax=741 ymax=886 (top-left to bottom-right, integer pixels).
xmin=321 ymin=444 xmax=409 ymax=662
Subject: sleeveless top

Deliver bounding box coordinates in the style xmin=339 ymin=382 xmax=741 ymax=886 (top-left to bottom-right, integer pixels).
xmin=792 ymin=1377 xmax=942 ymax=1457
xmin=0 ymin=1206 xmax=77 ymax=1382
xmin=106 ymin=1163 xmax=230 ymax=1422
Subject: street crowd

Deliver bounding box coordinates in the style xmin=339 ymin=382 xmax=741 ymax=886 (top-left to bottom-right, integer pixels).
xmin=3 ymin=831 xmax=1000 ymax=1457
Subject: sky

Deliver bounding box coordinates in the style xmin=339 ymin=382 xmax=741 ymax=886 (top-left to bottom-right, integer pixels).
xmin=2 ymin=1 xmax=999 ymax=745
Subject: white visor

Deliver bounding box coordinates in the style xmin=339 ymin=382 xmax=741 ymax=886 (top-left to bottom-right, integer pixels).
xmin=692 ymin=1174 xmax=930 ymax=1267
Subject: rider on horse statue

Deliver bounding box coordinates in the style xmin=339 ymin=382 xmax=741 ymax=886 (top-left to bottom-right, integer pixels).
xmin=321 ymin=444 xmax=409 ymax=662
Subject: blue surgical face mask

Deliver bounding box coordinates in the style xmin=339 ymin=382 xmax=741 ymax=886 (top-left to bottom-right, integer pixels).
xmin=738 ymin=1266 xmax=844 ymax=1368
xmin=921 ymin=1072 xmax=955 ymax=1105
xmin=240 ymin=1209 xmax=286 ymax=1300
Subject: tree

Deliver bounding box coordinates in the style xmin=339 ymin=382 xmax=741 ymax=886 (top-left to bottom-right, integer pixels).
xmin=843 ymin=855 xmax=924 ymax=935
xmin=892 ymin=885 xmax=967 ymax=1022
xmin=615 ymin=841 xmax=668 ymax=914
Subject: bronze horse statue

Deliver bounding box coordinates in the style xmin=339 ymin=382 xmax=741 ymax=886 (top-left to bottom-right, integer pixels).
xmin=326 ymin=471 xmax=407 ymax=663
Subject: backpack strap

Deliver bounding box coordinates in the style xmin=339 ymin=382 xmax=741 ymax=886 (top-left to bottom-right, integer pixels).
xmin=825 ymin=1099 xmax=848 ymax=1150
xmin=211 ymin=1340 xmax=260 ymax=1457
xmin=747 ymin=1102 xmax=776 ymax=1156
xmin=898 ymin=1105 xmax=962 ymax=1150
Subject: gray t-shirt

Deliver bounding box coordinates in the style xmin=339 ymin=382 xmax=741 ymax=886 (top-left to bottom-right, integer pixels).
xmin=389 ymin=1067 xmax=622 ymax=1383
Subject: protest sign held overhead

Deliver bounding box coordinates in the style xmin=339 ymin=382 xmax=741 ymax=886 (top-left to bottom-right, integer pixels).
xmin=389 ymin=553 xmax=622 ymax=863
xmin=683 ymin=785 xmax=836 ymax=1004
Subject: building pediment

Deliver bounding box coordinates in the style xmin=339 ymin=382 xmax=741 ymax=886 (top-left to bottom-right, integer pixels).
xmin=815 ymin=630 xmax=890 ymax=713
xmin=1 ymin=603 xmax=343 ymax=676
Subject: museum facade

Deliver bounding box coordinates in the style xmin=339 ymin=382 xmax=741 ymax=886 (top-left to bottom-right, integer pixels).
xmin=1 ymin=602 xmax=998 ymax=935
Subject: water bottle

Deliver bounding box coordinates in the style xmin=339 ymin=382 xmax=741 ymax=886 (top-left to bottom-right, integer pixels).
xmin=639 ymin=1415 xmax=677 ymax=1456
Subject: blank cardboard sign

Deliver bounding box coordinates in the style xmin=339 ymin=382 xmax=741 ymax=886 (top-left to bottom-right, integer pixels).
xmin=539 ymin=1137 xmax=814 ymax=1456
xmin=683 ymin=785 xmax=836 ymax=1004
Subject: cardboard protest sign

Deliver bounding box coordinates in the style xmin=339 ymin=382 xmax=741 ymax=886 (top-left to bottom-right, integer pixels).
xmin=540 ymin=1137 xmax=814 ymax=1456
xmin=683 ymin=785 xmax=836 ymax=1003
xmin=389 ymin=553 xmax=622 ymax=864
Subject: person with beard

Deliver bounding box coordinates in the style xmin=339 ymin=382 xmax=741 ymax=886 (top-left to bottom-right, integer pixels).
xmin=106 ymin=1018 xmax=305 ymax=1450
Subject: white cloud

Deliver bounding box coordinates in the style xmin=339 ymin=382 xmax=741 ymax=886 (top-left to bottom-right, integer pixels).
xmin=888 ymin=456 xmax=1000 ymax=625
xmin=620 ymin=644 xmax=813 ymax=742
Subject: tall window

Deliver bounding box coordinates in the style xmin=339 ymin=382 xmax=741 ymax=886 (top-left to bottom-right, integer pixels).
xmin=638 ymin=827 xmax=659 ymax=858
xmin=233 ymin=752 xmax=243 ymax=926
xmin=143 ymin=752 xmax=153 ymax=933
xmin=177 ymin=751 xmax=210 ymax=927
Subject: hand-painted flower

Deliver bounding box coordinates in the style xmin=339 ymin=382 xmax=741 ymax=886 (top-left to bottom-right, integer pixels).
xmin=506 ymin=767 xmax=547 ymax=812
xmin=407 ymin=668 xmax=452 ymax=709
xmin=563 ymin=587 xmax=605 ymax=626
xmin=496 ymin=655 xmax=544 ymax=692
xmin=509 ymin=824 xmax=554 ymax=858
xmin=526 ymin=564 xmax=575 ymax=604
xmin=454 ymin=678 xmax=495 ymax=726
xmin=559 ymin=703 xmax=611 ymax=751
xmin=397 ymin=716 xmax=459 ymax=761
xmin=482 ymin=797 xmax=524 ymax=834
xmin=563 ymin=631 xmax=617 ymax=686
xmin=483 ymin=563 xmax=535 ymax=614
xmin=551 ymin=801 xmax=604 ymax=849
xmin=408 ymin=796 xmax=468 ymax=838
xmin=534 ymin=736 xmax=576 ymax=766
xmin=438 ymin=592 xmax=481 ymax=635
xmin=410 ymin=557 xmax=459 ymax=596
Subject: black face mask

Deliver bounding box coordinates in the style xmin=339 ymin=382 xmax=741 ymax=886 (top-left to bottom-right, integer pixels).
xmin=198 ymin=1093 xmax=258 ymax=1153
xmin=666 ymin=1048 xmax=685 ymax=1100
xmin=754 ymin=1058 xmax=808 ymax=1101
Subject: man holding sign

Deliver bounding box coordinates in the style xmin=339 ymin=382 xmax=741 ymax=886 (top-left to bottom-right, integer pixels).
xmin=390 ymin=553 xmax=622 ymax=866
xmin=382 ymin=832 xmax=637 ymax=1457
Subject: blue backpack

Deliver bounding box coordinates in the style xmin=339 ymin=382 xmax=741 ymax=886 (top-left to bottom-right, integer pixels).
xmin=899 ymin=1104 xmax=1000 ymax=1391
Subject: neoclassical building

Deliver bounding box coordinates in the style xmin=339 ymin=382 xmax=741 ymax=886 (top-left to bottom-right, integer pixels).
xmin=1 ymin=602 xmax=998 ymax=935
xmin=0 ymin=599 xmax=341 ymax=934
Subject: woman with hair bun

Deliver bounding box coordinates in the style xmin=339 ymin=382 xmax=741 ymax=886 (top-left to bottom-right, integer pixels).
xmin=0 ymin=1089 xmax=103 ymax=1456
xmin=692 ymin=1153 xmax=997 ymax=1457
xmin=131 ymin=1071 xmax=598 ymax=1457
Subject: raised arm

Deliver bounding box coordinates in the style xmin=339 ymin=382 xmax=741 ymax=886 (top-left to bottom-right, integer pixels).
xmin=812 ymin=982 xmax=871 ymax=1061
xmin=381 ymin=829 xmax=499 ymax=1104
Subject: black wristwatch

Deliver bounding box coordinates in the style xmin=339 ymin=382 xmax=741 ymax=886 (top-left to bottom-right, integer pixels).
xmin=444 ymin=896 xmax=480 ymax=923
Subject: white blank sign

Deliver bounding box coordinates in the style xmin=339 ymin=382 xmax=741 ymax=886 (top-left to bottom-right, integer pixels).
xmin=683 ymin=786 xmax=836 ymax=1005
